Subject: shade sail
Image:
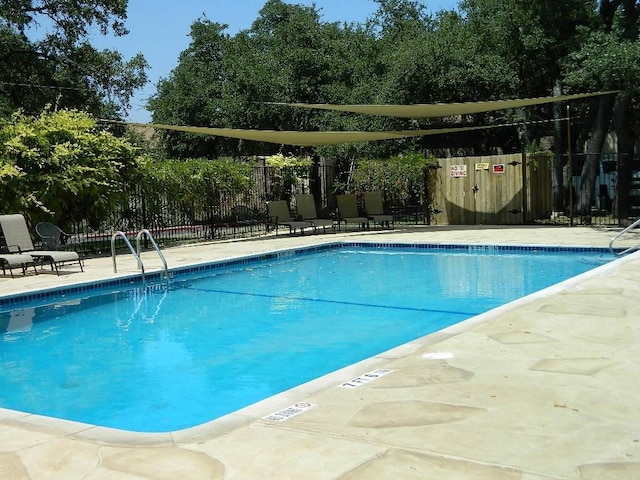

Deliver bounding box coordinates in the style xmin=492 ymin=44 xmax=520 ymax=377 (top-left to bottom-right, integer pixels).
xmin=268 ymin=91 xmax=618 ymax=119
xmin=115 ymin=122 xmax=507 ymax=147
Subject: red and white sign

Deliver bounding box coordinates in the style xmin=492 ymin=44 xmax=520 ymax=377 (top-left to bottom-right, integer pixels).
xmin=450 ymin=165 xmax=467 ymax=177
xmin=493 ymin=164 xmax=505 ymax=174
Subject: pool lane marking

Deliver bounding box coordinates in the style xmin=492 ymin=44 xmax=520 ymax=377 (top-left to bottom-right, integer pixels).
xmin=185 ymin=286 xmax=482 ymax=316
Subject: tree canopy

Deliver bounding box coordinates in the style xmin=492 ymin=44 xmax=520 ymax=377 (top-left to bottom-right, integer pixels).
xmin=145 ymin=0 xmax=639 ymax=217
xmin=0 ymin=0 xmax=148 ymax=118
xmin=147 ymin=1 xmax=634 ymax=157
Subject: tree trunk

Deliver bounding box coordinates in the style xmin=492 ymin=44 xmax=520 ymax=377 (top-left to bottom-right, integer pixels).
xmin=613 ymin=92 xmax=635 ymax=222
xmin=576 ymin=95 xmax=615 ymax=216
xmin=552 ymin=80 xmax=565 ymax=212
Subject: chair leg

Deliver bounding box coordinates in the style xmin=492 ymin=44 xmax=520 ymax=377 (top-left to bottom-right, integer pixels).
xmin=2 ymin=265 xmax=14 ymax=278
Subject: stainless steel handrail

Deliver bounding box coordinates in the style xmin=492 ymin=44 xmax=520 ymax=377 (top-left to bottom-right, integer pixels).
xmin=136 ymin=229 xmax=168 ymax=278
xmin=111 ymin=231 xmax=144 ymax=276
xmin=609 ymin=217 xmax=640 ymax=256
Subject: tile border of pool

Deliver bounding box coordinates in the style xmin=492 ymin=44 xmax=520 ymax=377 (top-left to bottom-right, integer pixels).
xmin=0 ymin=241 xmax=617 ymax=308
xmin=0 ymin=240 xmax=626 ymax=446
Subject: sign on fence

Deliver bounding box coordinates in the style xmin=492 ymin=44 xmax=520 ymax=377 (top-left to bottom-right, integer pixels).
xmin=450 ymin=165 xmax=467 ymax=177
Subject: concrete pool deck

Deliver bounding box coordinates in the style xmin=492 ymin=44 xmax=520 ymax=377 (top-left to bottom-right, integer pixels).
xmin=1 ymin=224 xmax=640 ymax=479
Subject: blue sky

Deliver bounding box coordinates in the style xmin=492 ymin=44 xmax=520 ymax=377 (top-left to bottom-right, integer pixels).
xmin=91 ymin=1 xmax=459 ymax=122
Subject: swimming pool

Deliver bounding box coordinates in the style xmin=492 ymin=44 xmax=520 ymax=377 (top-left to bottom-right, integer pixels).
xmin=0 ymin=243 xmax=613 ymax=432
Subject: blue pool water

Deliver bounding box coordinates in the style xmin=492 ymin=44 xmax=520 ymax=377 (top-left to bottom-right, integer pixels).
xmin=0 ymin=243 xmax=612 ymax=432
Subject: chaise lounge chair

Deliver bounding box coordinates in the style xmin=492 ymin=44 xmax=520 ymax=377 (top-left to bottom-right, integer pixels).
xmin=294 ymin=194 xmax=335 ymax=233
xmin=364 ymin=191 xmax=394 ymax=229
xmin=336 ymin=194 xmax=369 ymax=230
xmin=0 ymin=214 xmax=83 ymax=275
xmin=0 ymin=251 xmax=38 ymax=277
xmin=266 ymin=200 xmax=315 ymax=235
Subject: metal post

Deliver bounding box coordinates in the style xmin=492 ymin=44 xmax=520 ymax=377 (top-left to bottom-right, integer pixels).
xmin=521 ymin=147 xmax=528 ymax=222
xmin=567 ymin=105 xmax=574 ymax=226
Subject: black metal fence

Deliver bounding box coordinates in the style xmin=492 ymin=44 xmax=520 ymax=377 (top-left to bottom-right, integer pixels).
xmin=59 ymin=154 xmax=639 ymax=256
xmin=66 ymin=165 xmax=343 ymax=255
xmin=560 ymin=153 xmax=640 ymax=225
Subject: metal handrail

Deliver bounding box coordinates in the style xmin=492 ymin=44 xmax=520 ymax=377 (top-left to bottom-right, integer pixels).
xmin=136 ymin=229 xmax=168 ymax=278
xmin=609 ymin=217 xmax=640 ymax=256
xmin=111 ymin=231 xmax=144 ymax=276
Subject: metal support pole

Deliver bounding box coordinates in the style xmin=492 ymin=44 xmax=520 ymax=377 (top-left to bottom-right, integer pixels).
xmin=567 ymin=105 xmax=574 ymax=226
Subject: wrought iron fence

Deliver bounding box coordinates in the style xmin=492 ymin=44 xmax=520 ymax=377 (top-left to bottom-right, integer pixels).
xmin=57 ymin=154 xmax=640 ymax=255
xmin=558 ymin=153 xmax=640 ymax=226
xmin=62 ymin=163 xmax=434 ymax=255
xmin=64 ymin=165 xmax=332 ymax=254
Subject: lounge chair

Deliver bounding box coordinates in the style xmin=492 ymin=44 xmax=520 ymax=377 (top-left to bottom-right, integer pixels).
xmin=364 ymin=191 xmax=394 ymax=229
xmin=0 ymin=214 xmax=83 ymax=275
xmin=0 ymin=252 xmax=38 ymax=277
xmin=35 ymin=222 xmax=72 ymax=249
xmin=294 ymin=194 xmax=335 ymax=233
xmin=336 ymin=195 xmax=369 ymax=230
xmin=266 ymin=200 xmax=315 ymax=235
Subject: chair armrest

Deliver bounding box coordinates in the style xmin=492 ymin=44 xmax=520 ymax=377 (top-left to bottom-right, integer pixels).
xmin=5 ymin=244 xmax=24 ymax=253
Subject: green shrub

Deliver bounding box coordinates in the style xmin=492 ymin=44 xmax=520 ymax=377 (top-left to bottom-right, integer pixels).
xmin=337 ymin=152 xmax=437 ymax=206
xmin=0 ymin=108 xmax=141 ymax=228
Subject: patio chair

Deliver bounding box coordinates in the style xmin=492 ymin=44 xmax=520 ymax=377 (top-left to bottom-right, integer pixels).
xmin=336 ymin=194 xmax=369 ymax=230
xmin=266 ymin=200 xmax=315 ymax=235
xmin=0 ymin=251 xmax=38 ymax=277
xmin=35 ymin=222 xmax=72 ymax=249
xmin=229 ymin=205 xmax=261 ymax=237
xmin=294 ymin=194 xmax=335 ymax=233
xmin=364 ymin=191 xmax=394 ymax=229
xmin=0 ymin=214 xmax=83 ymax=275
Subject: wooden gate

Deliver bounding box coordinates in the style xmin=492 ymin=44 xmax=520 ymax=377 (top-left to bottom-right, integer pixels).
xmin=430 ymin=153 xmax=551 ymax=225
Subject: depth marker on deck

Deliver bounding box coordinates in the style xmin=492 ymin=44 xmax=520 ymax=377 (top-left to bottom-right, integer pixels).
xmin=339 ymin=369 xmax=393 ymax=389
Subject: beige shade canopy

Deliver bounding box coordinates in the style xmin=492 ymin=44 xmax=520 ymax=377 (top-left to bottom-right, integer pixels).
xmin=119 ymin=122 xmax=504 ymax=147
xmin=267 ymin=91 xmax=618 ymax=119
xmin=116 ymin=90 xmax=616 ymax=147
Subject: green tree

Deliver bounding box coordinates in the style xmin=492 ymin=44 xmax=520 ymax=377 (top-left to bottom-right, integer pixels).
xmin=0 ymin=108 xmax=142 ymax=228
xmin=0 ymin=0 xmax=148 ymax=118
xmin=149 ymin=1 xmax=391 ymax=159
xmin=460 ymin=0 xmax=595 ymax=97
xmin=148 ymin=20 xmax=233 ymax=158
xmin=563 ymin=1 xmax=640 ymax=218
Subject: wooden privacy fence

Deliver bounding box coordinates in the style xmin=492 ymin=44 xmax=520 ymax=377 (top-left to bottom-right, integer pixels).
xmin=430 ymin=153 xmax=552 ymax=225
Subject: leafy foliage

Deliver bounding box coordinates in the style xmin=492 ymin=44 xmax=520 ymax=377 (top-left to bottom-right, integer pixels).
xmin=0 ymin=108 xmax=141 ymax=227
xmin=133 ymin=158 xmax=255 ymax=227
xmin=339 ymin=152 xmax=437 ymax=206
xmin=150 ymin=0 xmax=624 ymax=162
xmin=264 ymin=153 xmax=313 ymax=201
xmin=0 ymin=0 xmax=148 ymax=118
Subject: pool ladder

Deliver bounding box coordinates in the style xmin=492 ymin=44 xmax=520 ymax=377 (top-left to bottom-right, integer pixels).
xmin=609 ymin=217 xmax=640 ymax=256
xmin=111 ymin=229 xmax=168 ymax=279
